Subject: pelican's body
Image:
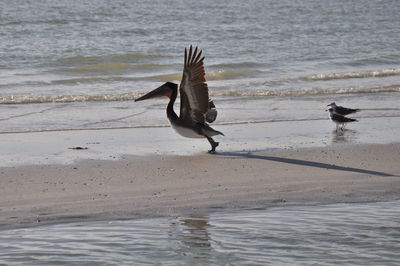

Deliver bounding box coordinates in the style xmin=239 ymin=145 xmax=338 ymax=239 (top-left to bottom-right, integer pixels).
xmin=135 ymin=46 xmax=223 ymax=153
xmin=171 ymin=122 xmax=219 ymax=139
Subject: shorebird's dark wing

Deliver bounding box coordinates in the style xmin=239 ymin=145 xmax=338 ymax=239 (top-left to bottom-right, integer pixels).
xmin=332 ymin=113 xmax=357 ymax=123
xmin=179 ymin=46 xmax=214 ymax=124
xmin=205 ymin=99 xmax=217 ymax=123
xmin=336 ymin=106 xmax=359 ymax=115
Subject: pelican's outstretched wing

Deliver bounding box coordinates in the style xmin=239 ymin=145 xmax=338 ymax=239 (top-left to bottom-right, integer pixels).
xmin=180 ymin=46 xmax=215 ymax=124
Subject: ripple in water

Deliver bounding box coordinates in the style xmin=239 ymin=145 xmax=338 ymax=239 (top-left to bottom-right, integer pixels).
xmin=1 ymin=201 xmax=400 ymax=265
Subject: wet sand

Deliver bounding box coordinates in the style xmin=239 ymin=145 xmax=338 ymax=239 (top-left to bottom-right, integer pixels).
xmin=1 ymin=142 xmax=399 ymax=230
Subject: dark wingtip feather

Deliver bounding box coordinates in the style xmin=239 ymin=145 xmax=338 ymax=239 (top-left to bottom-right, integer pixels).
xmin=184 ymin=47 xmax=187 ymax=66
xmin=188 ymin=45 xmax=193 ymax=65
xmin=190 ymin=46 xmax=198 ymax=64
xmin=194 ymin=49 xmax=202 ymax=63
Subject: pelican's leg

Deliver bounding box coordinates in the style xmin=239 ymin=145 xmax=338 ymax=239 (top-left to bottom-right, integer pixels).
xmin=206 ymin=136 xmax=219 ymax=153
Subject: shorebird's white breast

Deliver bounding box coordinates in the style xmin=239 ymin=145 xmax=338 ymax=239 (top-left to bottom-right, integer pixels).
xmin=171 ymin=123 xmax=204 ymax=139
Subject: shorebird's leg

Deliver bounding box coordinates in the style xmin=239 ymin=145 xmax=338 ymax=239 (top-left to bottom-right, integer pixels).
xmin=335 ymin=124 xmax=339 ymax=133
xmin=206 ymin=136 xmax=219 ymax=153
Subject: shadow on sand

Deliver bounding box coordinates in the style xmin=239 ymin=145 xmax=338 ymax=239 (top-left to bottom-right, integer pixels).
xmin=218 ymin=151 xmax=396 ymax=177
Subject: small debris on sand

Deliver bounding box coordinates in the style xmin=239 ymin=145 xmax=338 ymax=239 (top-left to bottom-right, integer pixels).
xmin=68 ymin=146 xmax=88 ymax=150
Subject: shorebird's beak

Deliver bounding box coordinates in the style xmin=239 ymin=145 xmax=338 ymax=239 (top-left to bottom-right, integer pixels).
xmin=325 ymin=103 xmax=333 ymax=110
xmin=135 ymin=83 xmax=172 ymax=102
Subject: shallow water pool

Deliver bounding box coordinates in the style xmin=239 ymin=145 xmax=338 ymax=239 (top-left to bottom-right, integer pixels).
xmin=1 ymin=201 xmax=399 ymax=265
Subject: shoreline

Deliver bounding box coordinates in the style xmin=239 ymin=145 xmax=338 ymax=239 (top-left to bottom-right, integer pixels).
xmin=1 ymin=142 xmax=399 ymax=231
xmin=1 ymin=116 xmax=400 ymax=168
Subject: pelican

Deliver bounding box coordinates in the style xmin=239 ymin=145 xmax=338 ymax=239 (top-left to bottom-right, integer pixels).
xmin=327 ymin=107 xmax=358 ymax=132
xmin=327 ymin=102 xmax=360 ymax=116
xmin=135 ymin=46 xmax=224 ymax=153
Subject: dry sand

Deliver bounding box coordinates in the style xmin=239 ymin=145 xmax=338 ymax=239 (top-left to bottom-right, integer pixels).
xmin=1 ymin=143 xmax=399 ymax=230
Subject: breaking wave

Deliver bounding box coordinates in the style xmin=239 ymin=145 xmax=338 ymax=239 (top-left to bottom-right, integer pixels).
xmin=209 ymin=62 xmax=265 ymax=69
xmin=57 ymin=63 xmax=168 ymax=73
xmin=207 ymin=69 xmax=254 ymax=80
xmin=1 ymin=85 xmax=399 ymax=104
xmin=148 ymin=69 xmax=255 ymax=82
xmin=50 ymin=69 xmax=255 ymax=84
xmin=52 ymin=76 xmax=136 ymax=84
xmin=306 ymin=68 xmax=400 ymax=81
xmin=212 ymin=85 xmax=400 ymax=97
xmin=58 ymin=53 xmax=172 ymax=65
xmin=0 ymin=93 xmax=140 ymax=104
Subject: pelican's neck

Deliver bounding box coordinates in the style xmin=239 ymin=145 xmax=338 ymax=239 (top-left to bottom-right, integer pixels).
xmin=167 ymin=86 xmax=178 ymax=122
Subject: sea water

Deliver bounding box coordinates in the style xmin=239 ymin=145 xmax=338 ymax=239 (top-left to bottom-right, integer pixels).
xmin=0 ymin=201 xmax=399 ymax=265
xmin=1 ymin=1 xmax=400 ymax=264
xmin=0 ymin=0 xmax=399 ymax=134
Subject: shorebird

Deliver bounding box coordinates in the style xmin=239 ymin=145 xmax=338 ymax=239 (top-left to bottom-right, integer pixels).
xmin=327 ymin=102 xmax=360 ymax=116
xmin=135 ymin=46 xmax=223 ymax=153
xmin=327 ymin=107 xmax=358 ymax=132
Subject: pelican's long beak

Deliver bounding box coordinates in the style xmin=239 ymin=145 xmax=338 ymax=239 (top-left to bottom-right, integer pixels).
xmin=135 ymin=83 xmax=171 ymax=102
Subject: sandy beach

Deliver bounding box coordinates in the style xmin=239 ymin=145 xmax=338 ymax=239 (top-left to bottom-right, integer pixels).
xmin=1 ymin=140 xmax=399 ymax=230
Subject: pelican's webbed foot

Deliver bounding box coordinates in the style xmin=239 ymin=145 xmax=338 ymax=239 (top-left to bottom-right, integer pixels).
xmin=206 ymin=136 xmax=219 ymax=154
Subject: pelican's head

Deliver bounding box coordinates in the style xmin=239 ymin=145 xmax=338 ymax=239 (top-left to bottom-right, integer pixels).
xmin=135 ymin=82 xmax=178 ymax=102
